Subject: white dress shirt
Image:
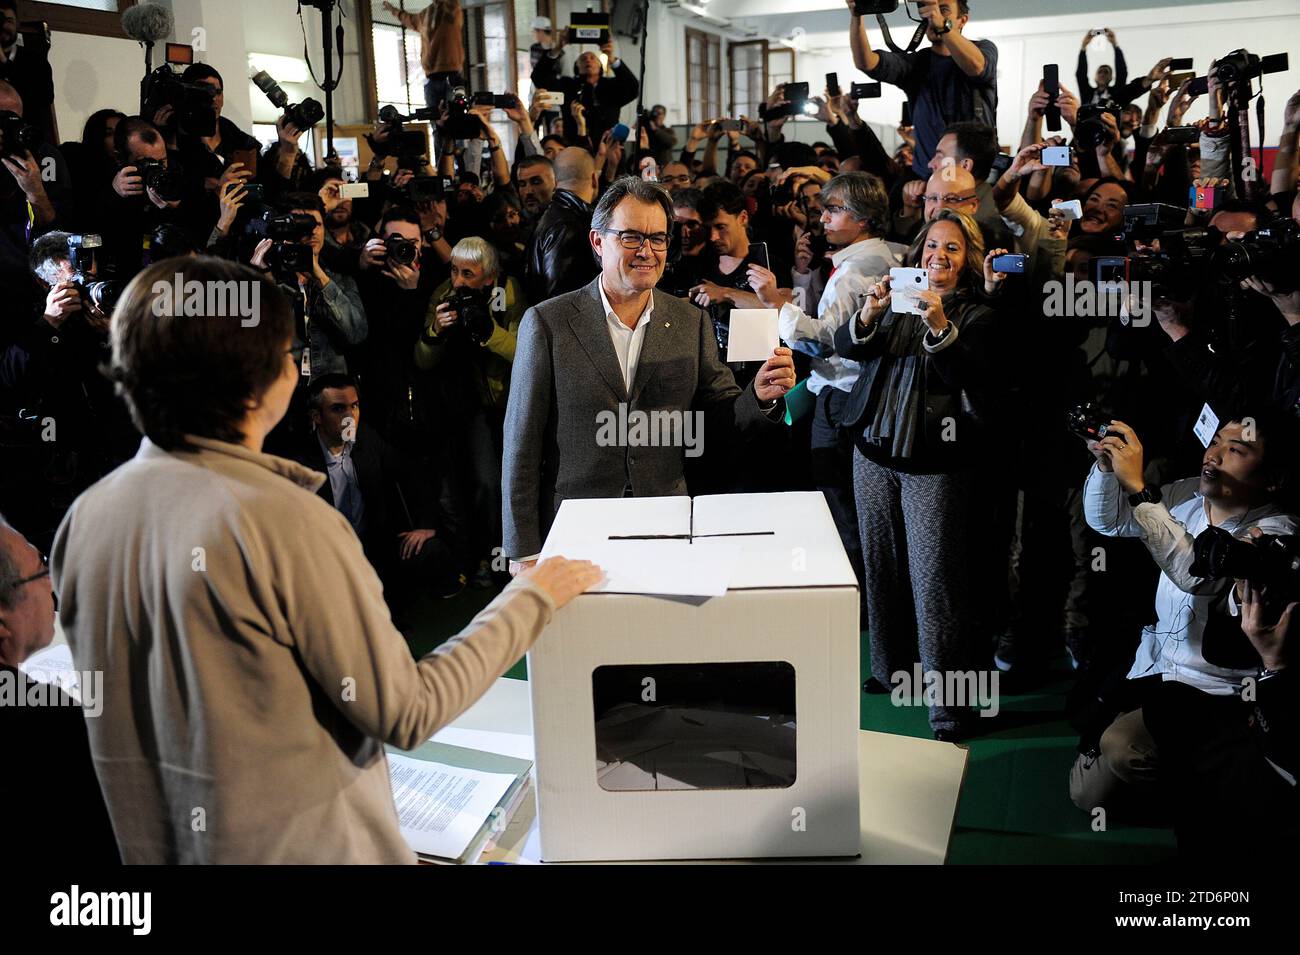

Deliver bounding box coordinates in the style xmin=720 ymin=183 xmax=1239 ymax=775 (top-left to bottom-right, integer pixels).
xmin=598 ymin=278 xmax=656 ymax=393
xmin=777 ymin=236 xmax=905 ymax=395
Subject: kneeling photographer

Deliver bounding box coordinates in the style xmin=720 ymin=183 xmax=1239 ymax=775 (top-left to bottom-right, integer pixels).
xmin=1069 ymin=413 xmax=1297 ymax=830
xmin=416 ymin=237 xmax=526 ymax=588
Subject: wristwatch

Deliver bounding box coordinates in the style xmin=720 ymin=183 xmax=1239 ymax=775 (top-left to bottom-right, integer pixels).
xmin=1127 ymin=484 xmax=1163 ymax=507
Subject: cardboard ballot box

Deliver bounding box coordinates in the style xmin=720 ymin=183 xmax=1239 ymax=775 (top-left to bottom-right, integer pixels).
xmin=529 ymin=492 xmax=860 ymax=861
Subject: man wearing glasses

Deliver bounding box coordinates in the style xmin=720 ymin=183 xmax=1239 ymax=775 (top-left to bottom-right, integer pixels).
xmin=0 ymin=517 xmax=119 ymax=862
xmin=502 ymin=176 xmax=796 ymax=573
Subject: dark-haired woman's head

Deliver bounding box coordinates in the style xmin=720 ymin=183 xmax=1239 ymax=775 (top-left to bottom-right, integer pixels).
xmin=109 ymin=257 xmax=296 ymax=451
xmin=81 ymin=109 xmax=127 ymax=162
xmin=907 ymin=209 xmax=985 ymax=293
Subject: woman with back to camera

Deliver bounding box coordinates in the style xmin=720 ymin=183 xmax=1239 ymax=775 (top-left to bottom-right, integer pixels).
xmin=834 ymin=209 xmax=1009 ymax=741
xmin=50 ymin=255 xmax=602 ymax=863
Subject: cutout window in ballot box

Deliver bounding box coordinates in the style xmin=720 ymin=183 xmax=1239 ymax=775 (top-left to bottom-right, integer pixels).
xmin=592 ymin=661 xmax=797 ymax=792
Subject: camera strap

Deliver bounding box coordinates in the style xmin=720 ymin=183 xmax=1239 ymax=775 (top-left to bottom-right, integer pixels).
xmin=876 ymin=14 xmax=928 ymax=55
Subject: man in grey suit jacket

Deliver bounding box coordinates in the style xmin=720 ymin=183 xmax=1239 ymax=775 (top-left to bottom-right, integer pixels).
xmin=503 ymin=176 xmax=797 ymax=568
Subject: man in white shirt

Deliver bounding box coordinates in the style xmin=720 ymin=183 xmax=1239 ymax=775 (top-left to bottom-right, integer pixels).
xmin=503 ymin=176 xmax=796 ymax=570
xmin=1069 ymin=414 xmax=1296 ymax=816
xmin=748 ymin=172 xmax=904 ymax=600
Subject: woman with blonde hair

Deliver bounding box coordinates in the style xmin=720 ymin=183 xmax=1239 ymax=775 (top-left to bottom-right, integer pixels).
xmin=834 ymin=209 xmax=1013 ymax=740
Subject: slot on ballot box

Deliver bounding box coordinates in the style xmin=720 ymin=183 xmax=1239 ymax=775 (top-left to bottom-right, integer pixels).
xmin=529 ymin=492 xmax=860 ymax=861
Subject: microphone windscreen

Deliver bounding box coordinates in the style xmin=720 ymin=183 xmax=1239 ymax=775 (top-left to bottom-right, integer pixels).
xmin=121 ymin=3 xmax=175 ymax=44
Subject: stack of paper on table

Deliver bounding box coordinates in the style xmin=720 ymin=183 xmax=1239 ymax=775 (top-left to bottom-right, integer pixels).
xmin=384 ymin=740 xmax=532 ymax=864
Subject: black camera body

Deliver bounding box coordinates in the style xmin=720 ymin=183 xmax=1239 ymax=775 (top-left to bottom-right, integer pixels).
xmin=130 ymin=157 xmax=185 ymax=202
xmin=141 ymin=65 xmax=217 ymax=138
xmin=0 ymin=109 xmax=40 ymax=158
xmin=1215 ymin=218 xmax=1300 ymax=294
xmin=1075 ymin=100 xmax=1121 ymax=150
xmin=247 ymin=211 xmax=317 ymax=276
xmin=64 ymin=233 xmax=124 ymax=315
xmin=384 ymin=234 xmax=419 ymax=267
xmin=1066 ymin=403 xmax=1124 ymax=443
xmin=251 ymin=70 xmax=324 ymax=132
xmin=443 ymin=286 xmax=496 ymax=345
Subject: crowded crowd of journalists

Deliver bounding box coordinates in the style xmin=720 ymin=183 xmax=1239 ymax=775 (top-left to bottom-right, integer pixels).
xmin=1 ymin=0 xmax=1298 ymax=862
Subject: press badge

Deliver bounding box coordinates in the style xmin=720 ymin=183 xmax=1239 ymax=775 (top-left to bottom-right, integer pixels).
xmin=1192 ymin=403 xmax=1219 ymax=448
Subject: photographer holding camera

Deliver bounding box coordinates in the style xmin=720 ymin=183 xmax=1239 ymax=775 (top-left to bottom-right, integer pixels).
xmin=1070 ymin=415 xmax=1297 ymax=820
xmin=417 ymin=236 xmax=526 ymax=587
xmin=98 ymin=117 xmax=203 ymax=275
xmin=351 ymin=206 xmax=443 ymax=455
xmin=251 ymin=192 xmax=367 ymax=384
xmin=847 ymin=0 xmax=997 ymax=178
xmin=531 ymin=33 xmax=638 ymax=149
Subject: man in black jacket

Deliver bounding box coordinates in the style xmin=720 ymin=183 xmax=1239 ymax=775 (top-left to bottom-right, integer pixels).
xmin=0 ymin=3 xmax=54 ymax=144
xmin=0 ymin=516 xmax=120 ymax=864
xmin=299 ymin=374 xmax=461 ymax=619
xmin=530 ymin=34 xmax=638 ymax=147
xmin=524 ymin=145 xmax=599 ymax=304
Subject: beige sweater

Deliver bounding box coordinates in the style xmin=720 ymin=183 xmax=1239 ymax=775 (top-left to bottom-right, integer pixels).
xmin=50 ymin=436 xmax=555 ymax=864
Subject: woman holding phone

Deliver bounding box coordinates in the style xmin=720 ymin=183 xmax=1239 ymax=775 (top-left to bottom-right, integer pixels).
xmin=833 ymin=209 xmax=1008 ymax=740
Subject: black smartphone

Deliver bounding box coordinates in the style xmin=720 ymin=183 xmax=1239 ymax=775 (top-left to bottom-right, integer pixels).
xmin=826 ymin=72 xmax=841 ymax=97
xmin=991 ymin=253 xmax=1027 ymax=274
xmin=1043 ymin=64 xmax=1061 ymax=132
xmin=1169 ymin=57 xmax=1193 ymax=71
xmin=850 ymin=81 xmax=882 ymax=99
xmin=749 ymin=241 xmax=770 ymax=272
xmin=1189 ymin=75 xmax=1209 ymax=97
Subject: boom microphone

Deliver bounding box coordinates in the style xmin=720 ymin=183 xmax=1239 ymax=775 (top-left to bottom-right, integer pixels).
xmin=121 ymin=3 xmax=174 ymax=44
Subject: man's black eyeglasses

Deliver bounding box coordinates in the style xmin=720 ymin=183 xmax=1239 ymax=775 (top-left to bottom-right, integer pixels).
xmin=602 ymin=229 xmax=670 ymax=251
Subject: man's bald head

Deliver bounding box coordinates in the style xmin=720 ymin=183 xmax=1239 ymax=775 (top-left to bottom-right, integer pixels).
xmin=0 ymin=79 xmax=23 ymax=117
xmin=0 ymin=518 xmax=56 ymax=667
xmin=554 ymin=146 xmax=597 ymax=201
xmin=924 ymin=166 xmax=979 ymax=222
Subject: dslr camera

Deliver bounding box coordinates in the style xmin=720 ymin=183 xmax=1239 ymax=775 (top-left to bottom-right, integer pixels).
xmin=1075 ymin=100 xmax=1121 ymax=150
xmin=0 ymin=109 xmax=40 ymax=158
xmin=129 ymin=156 xmax=185 ymax=203
xmin=65 ymin=234 xmax=124 ymax=315
xmin=1214 ymin=218 xmax=1300 ymax=294
xmin=251 ymin=70 xmax=325 ymax=132
xmin=384 ymin=234 xmax=419 ymax=268
xmin=441 ymin=286 xmax=496 ymax=345
xmin=142 ymin=64 xmax=218 ymax=138
xmin=247 ymin=210 xmax=317 ymax=277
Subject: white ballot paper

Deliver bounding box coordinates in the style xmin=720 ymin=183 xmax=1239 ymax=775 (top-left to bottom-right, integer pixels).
xmin=726 ymin=308 xmax=780 ymax=363
xmin=387 ymin=753 xmax=516 ymax=861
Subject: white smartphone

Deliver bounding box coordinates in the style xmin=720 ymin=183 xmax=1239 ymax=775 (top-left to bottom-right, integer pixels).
xmin=339 ymin=182 xmax=370 ymax=199
xmin=1042 ymin=145 xmax=1072 ymax=167
xmin=889 ymin=267 xmax=929 ymax=315
xmin=1053 ymin=198 xmax=1083 ymax=220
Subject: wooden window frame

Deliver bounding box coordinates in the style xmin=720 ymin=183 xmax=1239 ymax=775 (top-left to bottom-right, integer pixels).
xmin=685 ymin=26 xmax=721 ymax=127
xmin=18 ymin=0 xmax=139 ymax=40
